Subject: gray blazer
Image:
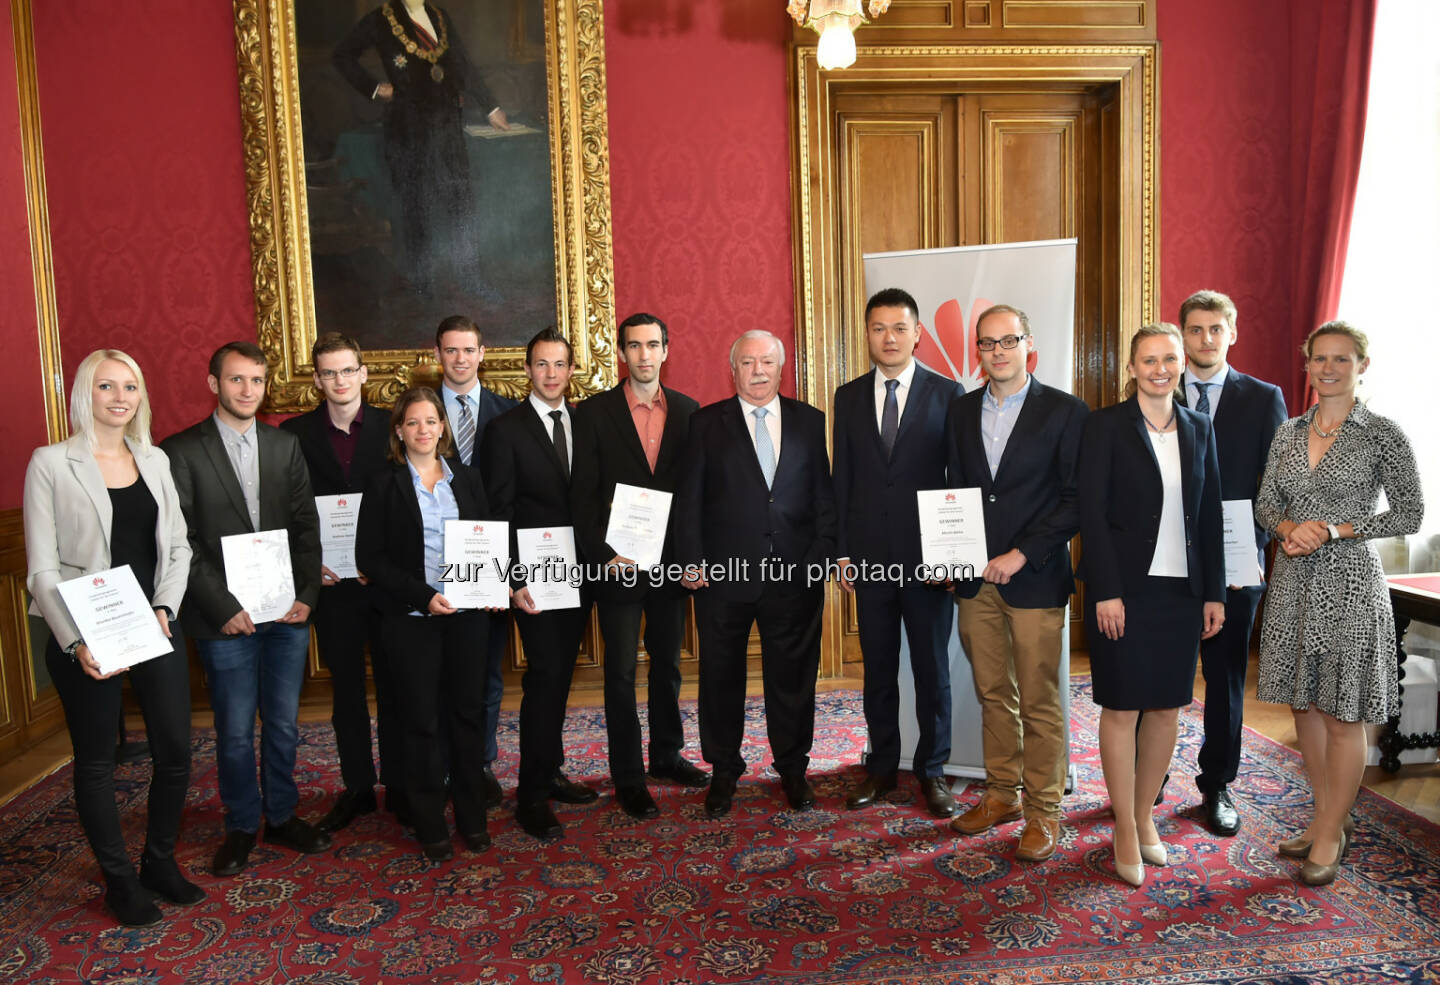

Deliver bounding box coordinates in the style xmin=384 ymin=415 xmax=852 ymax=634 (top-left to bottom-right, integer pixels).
xmin=23 ymin=434 xmax=192 ymax=648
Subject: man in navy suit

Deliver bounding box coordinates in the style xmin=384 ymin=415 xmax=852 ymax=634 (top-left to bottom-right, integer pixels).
xmin=1177 ymin=290 xmax=1286 ymax=835
xmin=675 ymin=330 xmax=837 ymax=817
xmin=833 ymin=288 xmax=963 ymax=818
xmin=434 ymin=315 xmax=519 ymax=809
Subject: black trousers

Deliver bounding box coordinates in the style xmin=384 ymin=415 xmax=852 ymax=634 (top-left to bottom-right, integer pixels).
xmin=597 ymin=593 xmax=686 ymax=786
xmin=380 ymin=610 xmax=490 ymax=844
xmin=312 ymin=581 xmax=399 ymax=793
xmin=46 ymin=635 xmax=191 ymax=883
xmin=514 ymin=604 xmax=590 ymax=804
xmin=1196 ymin=584 xmax=1264 ymax=793
xmin=695 ymin=586 xmax=823 ymax=780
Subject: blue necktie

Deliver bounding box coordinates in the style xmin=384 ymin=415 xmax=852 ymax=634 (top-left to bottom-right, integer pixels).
xmin=454 ymin=395 xmax=476 ymax=465
xmin=880 ymin=378 xmax=899 ymax=457
xmin=1194 ymin=381 xmax=1212 ymax=416
xmin=753 ymin=407 xmax=776 ymax=488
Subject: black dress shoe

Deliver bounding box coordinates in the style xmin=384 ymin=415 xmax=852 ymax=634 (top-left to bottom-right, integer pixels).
xmin=1154 ymin=772 xmax=1170 ymax=806
xmin=845 ymin=773 xmax=897 ymax=810
xmin=920 ymin=775 xmax=957 ymax=818
xmin=549 ymin=771 xmax=599 ymax=804
xmin=139 ymin=858 xmax=206 ymax=906
xmin=517 ymin=800 xmax=564 ymax=840
xmin=616 ymin=784 xmax=661 ymax=819
xmin=705 ymin=774 xmax=738 ymax=818
xmin=212 ymin=830 xmax=256 ymax=877
xmin=481 ymin=766 xmax=504 ymax=809
xmin=264 ymin=816 xmax=333 ymax=854
xmin=781 ymin=773 xmax=816 ymax=811
xmin=462 ymin=829 xmax=491 ymax=852
xmin=421 ymin=839 xmax=454 ymax=862
xmin=1203 ymin=786 xmax=1241 ymax=836
xmin=648 ymin=758 xmax=710 ymax=788
xmin=317 ymin=787 xmax=378 ymax=834
xmin=104 ymin=876 xmax=163 ymax=927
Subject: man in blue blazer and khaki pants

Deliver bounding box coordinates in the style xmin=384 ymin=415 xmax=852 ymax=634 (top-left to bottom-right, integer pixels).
xmin=833 ymin=288 xmax=964 ymax=818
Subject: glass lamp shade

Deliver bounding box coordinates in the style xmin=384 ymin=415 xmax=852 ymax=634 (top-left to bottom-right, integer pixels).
xmin=790 ymin=0 xmax=889 ymax=70
xmin=816 ymin=17 xmax=858 ymax=69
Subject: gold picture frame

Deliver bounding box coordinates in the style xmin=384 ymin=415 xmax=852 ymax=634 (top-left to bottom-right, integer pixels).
xmin=233 ymin=0 xmax=617 ymax=411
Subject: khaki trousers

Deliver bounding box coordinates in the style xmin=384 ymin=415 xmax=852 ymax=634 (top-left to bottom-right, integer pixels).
xmin=957 ymin=583 xmax=1067 ymax=820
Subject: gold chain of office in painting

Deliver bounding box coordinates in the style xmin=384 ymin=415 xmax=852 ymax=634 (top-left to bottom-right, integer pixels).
xmin=382 ymin=2 xmax=450 ymax=81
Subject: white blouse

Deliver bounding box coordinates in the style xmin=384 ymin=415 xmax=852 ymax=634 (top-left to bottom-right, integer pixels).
xmin=1146 ymin=431 xmax=1188 ymax=578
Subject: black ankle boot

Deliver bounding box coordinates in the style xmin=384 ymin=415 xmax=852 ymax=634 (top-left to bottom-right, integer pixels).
xmin=139 ymin=857 xmax=207 ymax=906
xmin=104 ymin=875 xmax=163 ymax=927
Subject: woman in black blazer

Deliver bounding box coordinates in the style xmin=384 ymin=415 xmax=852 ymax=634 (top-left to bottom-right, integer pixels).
xmin=355 ymin=386 xmax=501 ymax=861
xmin=1078 ymin=323 xmax=1226 ymax=887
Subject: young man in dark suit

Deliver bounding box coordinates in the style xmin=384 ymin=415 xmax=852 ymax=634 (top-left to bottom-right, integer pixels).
xmin=279 ymin=333 xmax=397 ymax=833
xmin=434 ymin=315 xmax=519 ymax=809
xmin=1177 ymin=290 xmax=1287 ymax=836
xmin=480 ymin=327 xmax=596 ymax=840
xmin=163 ymin=341 xmax=330 ymax=876
xmin=946 ymin=304 xmax=1089 ymax=861
xmin=675 ymin=330 xmax=837 ymax=817
xmin=570 ymin=313 xmax=708 ymax=820
xmin=833 ymin=288 xmax=963 ymax=818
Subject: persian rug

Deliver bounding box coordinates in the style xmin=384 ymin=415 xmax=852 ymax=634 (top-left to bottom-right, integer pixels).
xmin=1 ymin=681 xmax=1438 ymax=984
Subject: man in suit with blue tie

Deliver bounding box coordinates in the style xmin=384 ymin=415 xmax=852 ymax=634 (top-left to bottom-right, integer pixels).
xmin=675 ymin=330 xmax=837 ymax=817
xmin=434 ymin=315 xmax=519 ymax=809
xmin=833 ymin=288 xmax=964 ymax=818
xmin=1177 ymin=290 xmax=1286 ymax=835
xmin=947 ymin=304 xmax=1089 ymax=861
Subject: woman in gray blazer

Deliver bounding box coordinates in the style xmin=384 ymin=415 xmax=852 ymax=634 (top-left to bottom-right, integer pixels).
xmin=23 ymin=350 xmax=201 ymax=927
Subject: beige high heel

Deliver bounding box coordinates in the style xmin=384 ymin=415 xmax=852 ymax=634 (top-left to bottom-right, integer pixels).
xmin=1139 ymin=842 xmax=1168 ymax=867
xmin=1114 ymin=852 xmax=1146 ymax=887
xmin=1298 ymin=829 xmax=1348 ymax=887
xmin=1278 ymin=813 xmax=1355 ymax=859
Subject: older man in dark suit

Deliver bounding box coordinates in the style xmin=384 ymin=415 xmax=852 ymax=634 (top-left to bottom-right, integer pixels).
xmin=833 ymin=288 xmax=963 ymax=818
xmin=570 ymin=313 xmax=709 ymax=820
xmin=163 ymin=341 xmax=328 ymax=877
xmin=675 ymin=330 xmax=837 ymax=817
xmin=1177 ymin=290 xmax=1287 ymax=835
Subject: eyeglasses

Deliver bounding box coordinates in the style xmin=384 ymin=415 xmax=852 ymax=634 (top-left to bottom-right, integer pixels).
xmin=317 ymin=366 xmax=362 ymax=381
xmin=976 ymin=334 xmax=1029 ymax=351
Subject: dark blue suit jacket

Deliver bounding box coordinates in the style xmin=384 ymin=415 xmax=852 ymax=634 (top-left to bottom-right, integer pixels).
xmin=947 ymin=377 xmax=1089 ymax=608
xmin=675 ymin=396 xmax=836 ymax=602
xmin=1077 ymin=398 xmax=1225 ymax=604
xmin=832 ymin=364 xmax=962 ymax=573
xmin=1177 ymin=369 xmax=1286 ymax=565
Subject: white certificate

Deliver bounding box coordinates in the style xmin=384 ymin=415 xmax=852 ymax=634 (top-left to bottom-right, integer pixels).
xmin=516 ymin=526 xmax=581 ymax=611
xmin=315 ymin=494 xmax=361 ymax=579
xmin=916 ymin=488 xmax=990 ymax=579
xmin=221 ymin=529 xmax=296 ymax=624
xmin=604 ymin=483 xmax=673 ymax=569
xmin=56 ymin=565 xmax=173 ymax=676
xmin=1222 ymin=499 xmax=1265 ymax=588
xmin=443 ymin=519 xmax=510 ymax=609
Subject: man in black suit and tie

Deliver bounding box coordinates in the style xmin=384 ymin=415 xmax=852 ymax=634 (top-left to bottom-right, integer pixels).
xmin=946 ymin=305 xmax=1089 ymax=861
xmin=481 ymin=327 xmax=596 ymax=840
xmin=434 ymin=315 xmax=519 ymax=808
xmin=163 ymin=341 xmax=330 ymax=876
xmin=1177 ymin=290 xmax=1287 ymax=835
xmin=833 ymin=288 xmax=963 ymax=818
xmin=280 ymin=333 xmax=397 ymax=833
xmin=675 ymin=330 xmax=837 ymax=817
xmin=570 ymin=313 xmax=709 ymax=820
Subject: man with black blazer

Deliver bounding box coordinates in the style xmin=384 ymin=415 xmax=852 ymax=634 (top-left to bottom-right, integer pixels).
xmin=570 ymin=313 xmax=709 ymax=820
xmin=947 ymin=305 xmax=1089 ymax=862
xmin=162 ymin=341 xmax=329 ymax=876
xmin=480 ymin=327 xmax=596 ymax=840
xmin=279 ymin=333 xmax=396 ymax=834
xmin=1177 ymin=290 xmax=1287 ymax=835
xmin=675 ymin=330 xmax=837 ymax=817
xmin=434 ymin=314 xmax=520 ymax=808
xmin=833 ymin=288 xmax=963 ymax=819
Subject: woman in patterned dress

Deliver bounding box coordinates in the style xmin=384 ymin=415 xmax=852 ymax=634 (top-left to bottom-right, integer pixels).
xmin=1255 ymin=321 xmax=1423 ymax=886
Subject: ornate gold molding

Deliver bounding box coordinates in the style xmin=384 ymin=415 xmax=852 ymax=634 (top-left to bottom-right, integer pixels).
xmin=232 ymin=0 xmax=616 ymax=411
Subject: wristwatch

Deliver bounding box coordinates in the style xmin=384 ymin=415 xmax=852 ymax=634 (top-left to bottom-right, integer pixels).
xmin=62 ymin=639 xmax=84 ymax=659
xmin=1326 ymin=523 xmax=1341 ymax=542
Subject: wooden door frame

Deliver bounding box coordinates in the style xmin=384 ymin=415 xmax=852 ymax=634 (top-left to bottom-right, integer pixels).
xmin=789 ymin=44 xmax=1159 ymax=678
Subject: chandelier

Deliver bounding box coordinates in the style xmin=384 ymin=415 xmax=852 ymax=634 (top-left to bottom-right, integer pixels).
xmin=788 ymin=0 xmax=891 ymax=70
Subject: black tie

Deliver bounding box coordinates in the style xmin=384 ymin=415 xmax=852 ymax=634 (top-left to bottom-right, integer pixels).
xmin=880 ymin=379 xmax=900 ymax=457
xmin=1194 ymin=382 xmax=1212 ymax=415
xmin=549 ymin=409 xmax=570 ymax=481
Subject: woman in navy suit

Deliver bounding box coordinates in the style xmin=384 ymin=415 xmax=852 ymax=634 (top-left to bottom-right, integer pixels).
xmin=1078 ymin=323 xmax=1226 ymax=887
xmin=23 ymin=350 xmax=201 ymax=927
xmin=355 ymin=386 xmax=501 ymax=861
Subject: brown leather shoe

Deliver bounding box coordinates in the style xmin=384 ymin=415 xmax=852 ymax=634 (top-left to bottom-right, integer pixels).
xmin=1014 ymin=817 xmax=1060 ymax=861
xmin=845 ymin=773 xmax=897 ymax=810
xmin=949 ymin=793 xmax=1023 ymax=835
xmin=920 ymin=776 xmax=957 ymax=818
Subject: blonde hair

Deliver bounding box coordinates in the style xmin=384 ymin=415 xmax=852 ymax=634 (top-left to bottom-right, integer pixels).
xmin=69 ymin=349 xmax=153 ymax=449
xmin=1303 ymin=319 xmax=1369 ymax=360
xmin=1123 ymin=322 xmax=1184 ymax=399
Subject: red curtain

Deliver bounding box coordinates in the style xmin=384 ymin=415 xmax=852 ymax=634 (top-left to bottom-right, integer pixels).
xmin=1287 ymin=0 xmax=1377 ymax=411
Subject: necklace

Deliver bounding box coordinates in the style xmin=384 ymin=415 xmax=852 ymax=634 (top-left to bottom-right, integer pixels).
xmin=1141 ymin=406 xmax=1176 ymax=443
xmin=383 ymin=1 xmax=450 ymax=81
xmin=1311 ymin=400 xmax=1354 ymax=438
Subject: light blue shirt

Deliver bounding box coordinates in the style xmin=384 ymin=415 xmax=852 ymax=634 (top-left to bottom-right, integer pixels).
xmin=213 ymin=412 xmax=261 ymax=529
xmin=1183 ymin=364 xmax=1229 ymax=421
xmin=980 ymin=376 xmax=1031 ymax=479
xmin=408 ymin=457 xmax=459 ymax=598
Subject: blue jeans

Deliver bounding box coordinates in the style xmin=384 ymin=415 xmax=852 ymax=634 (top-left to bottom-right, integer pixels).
xmin=198 ymin=622 xmax=311 ymax=833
